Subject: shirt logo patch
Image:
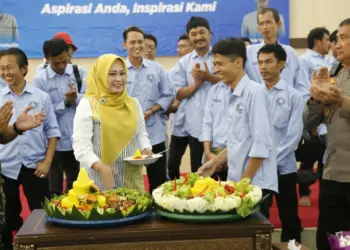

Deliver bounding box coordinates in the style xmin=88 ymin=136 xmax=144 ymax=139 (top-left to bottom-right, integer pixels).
xmin=28 ymin=101 xmax=38 ymax=108
xmin=236 ymin=103 xmax=244 ymax=113
xmin=147 ymin=74 xmax=155 ymax=81
xmin=276 ymin=97 xmax=285 ymax=105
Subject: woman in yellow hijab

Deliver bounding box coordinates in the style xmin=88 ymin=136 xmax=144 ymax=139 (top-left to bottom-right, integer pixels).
xmin=73 ymin=54 xmax=152 ymax=191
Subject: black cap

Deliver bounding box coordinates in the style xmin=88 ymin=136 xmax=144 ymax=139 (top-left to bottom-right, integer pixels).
xmin=186 ymin=16 xmax=211 ymax=34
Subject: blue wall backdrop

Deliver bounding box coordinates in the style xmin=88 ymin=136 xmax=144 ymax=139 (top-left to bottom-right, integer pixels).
xmin=0 ymin=0 xmax=289 ymax=58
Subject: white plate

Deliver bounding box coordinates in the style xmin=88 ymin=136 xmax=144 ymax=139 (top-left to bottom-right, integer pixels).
xmin=124 ymin=154 xmax=163 ymax=166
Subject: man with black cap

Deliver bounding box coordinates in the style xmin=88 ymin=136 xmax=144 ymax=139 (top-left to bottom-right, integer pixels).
xmin=173 ymin=16 xmax=220 ymax=173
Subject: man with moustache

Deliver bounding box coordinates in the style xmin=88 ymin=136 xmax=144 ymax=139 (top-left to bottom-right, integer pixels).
xmin=123 ymin=26 xmax=172 ymax=193
xmin=174 ymin=16 xmax=220 ymax=173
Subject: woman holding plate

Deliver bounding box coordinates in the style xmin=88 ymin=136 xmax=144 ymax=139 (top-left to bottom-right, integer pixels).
xmin=73 ymin=54 xmax=152 ymax=191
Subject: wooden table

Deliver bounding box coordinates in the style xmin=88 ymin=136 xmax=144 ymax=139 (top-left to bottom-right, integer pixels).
xmin=14 ymin=209 xmax=273 ymax=250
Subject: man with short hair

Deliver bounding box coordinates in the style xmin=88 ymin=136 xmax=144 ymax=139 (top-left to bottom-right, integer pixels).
xmin=245 ymin=8 xmax=310 ymax=98
xmin=35 ymin=32 xmax=79 ymax=76
xmin=327 ymin=30 xmax=338 ymax=68
xmin=33 ymin=38 xmax=87 ymax=198
xmin=198 ymin=38 xmax=277 ymax=219
xmin=298 ymin=27 xmax=330 ymax=207
xmin=0 ymin=48 xmax=60 ymax=250
xmin=305 ymin=18 xmax=350 ymax=250
xmin=123 ymin=26 xmax=172 ymax=193
xmin=167 ymin=34 xmax=193 ymax=179
xmin=241 ymin=0 xmax=285 ymax=39
xmin=144 ymin=33 xmax=158 ymax=61
xmin=174 ymin=16 xmax=220 ymax=173
xmin=258 ymin=43 xmax=303 ymax=242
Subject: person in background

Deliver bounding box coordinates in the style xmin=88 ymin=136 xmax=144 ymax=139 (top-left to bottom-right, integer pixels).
xmin=304 ymin=18 xmax=350 ymax=250
xmin=174 ymin=16 xmax=220 ymax=173
xmin=123 ymin=26 xmax=172 ymax=193
xmin=35 ymin=32 xmax=79 ymax=76
xmin=0 ymin=97 xmax=45 ymax=250
xmin=240 ymin=37 xmax=252 ymax=46
xmin=198 ymin=38 xmax=277 ymax=219
xmin=246 ymin=8 xmax=310 ymax=98
xmin=0 ymin=12 xmax=18 ymax=43
xmin=33 ymin=38 xmax=87 ymax=198
xmin=0 ymin=48 xmax=60 ymax=250
xmin=167 ymin=34 xmax=193 ymax=180
xmin=298 ymin=27 xmax=330 ymax=207
xmin=327 ymin=29 xmax=338 ymax=68
xmin=241 ymin=0 xmax=285 ymax=39
xmin=0 ymin=50 xmax=6 ymax=89
xmin=73 ymin=54 xmax=152 ymax=191
xmin=144 ymin=33 xmax=157 ymax=61
xmin=258 ymin=44 xmax=303 ymax=242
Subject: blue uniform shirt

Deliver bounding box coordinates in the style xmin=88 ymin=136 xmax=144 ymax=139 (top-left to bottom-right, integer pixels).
xmin=173 ymin=49 xmax=215 ymax=139
xmin=168 ymin=66 xmax=188 ymax=137
xmin=246 ymin=42 xmax=310 ymax=98
xmin=0 ymin=85 xmax=61 ymax=180
xmin=32 ymin=64 xmax=87 ymax=151
xmin=126 ymin=58 xmax=173 ymax=146
xmin=0 ymin=77 xmax=6 ymax=89
xmin=227 ymin=75 xmax=278 ymax=192
xmin=201 ymin=82 xmax=231 ymax=149
xmin=266 ymin=79 xmax=304 ymax=175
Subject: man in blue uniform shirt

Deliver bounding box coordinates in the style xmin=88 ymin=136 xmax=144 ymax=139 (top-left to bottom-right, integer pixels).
xmin=245 ymin=8 xmax=310 ymax=98
xmin=33 ymin=38 xmax=87 ymax=198
xmin=174 ymin=16 xmax=220 ymax=173
xmin=198 ymin=38 xmax=278 ymax=218
xmin=258 ymin=44 xmax=303 ymax=242
xmin=123 ymin=26 xmax=173 ymax=193
xmin=0 ymin=48 xmax=60 ymax=250
xmin=167 ymin=34 xmax=193 ymax=180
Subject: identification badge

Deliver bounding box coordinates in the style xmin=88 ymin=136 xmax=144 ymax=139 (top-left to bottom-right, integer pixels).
xmin=236 ymin=103 xmax=244 ymax=113
xmin=147 ymin=74 xmax=155 ymax=81
xmin=324 ymin=107 xmax=330 ymax=116
xmin=28 ymin=101 xmax=41 ymax=113
xmin=276 ymin=97 xmax=285 ymax=106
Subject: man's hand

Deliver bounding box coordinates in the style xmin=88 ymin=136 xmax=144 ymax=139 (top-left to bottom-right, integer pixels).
xmin=198 ymin=159 xmax=220 ymax=177
xmin=144 ymin=109 xmax=153 ymax=121
xmin=205 ymin=152 xmax=217 ymax=162
xmin=65 ymin=84 xmax=78 ymax=105
xmin=310 ymin=84 xmax=344 ymax=105
xmin=310 ymin=67 xmax=334 ymax=102
xmin=35 ymin=161 xmax=51 ymax=178
xmin=141 ymin=148 xmax=153 ymax=156
xmin=0 ymin=101 xmax=13 ymax=134
xmin=192 ymin=63 xmax=205 ymax=84
xmin=166 ymin=99 xmax=180 ymax=115
xmin=16 ymin=106 xmax=45 ymax=132
xmin=201 ymin=62 xmax=212 ymax=82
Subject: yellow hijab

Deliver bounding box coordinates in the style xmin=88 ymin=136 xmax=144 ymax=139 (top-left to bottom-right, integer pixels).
xmin=84 ymin=54 xmax=138 ymax=165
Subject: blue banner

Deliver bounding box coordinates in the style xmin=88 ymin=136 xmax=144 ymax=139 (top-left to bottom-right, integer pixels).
xmin=0 ymin=0 xmax=289 ymax=58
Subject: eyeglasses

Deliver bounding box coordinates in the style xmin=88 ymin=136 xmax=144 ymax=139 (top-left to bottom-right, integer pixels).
xmin=145 ymin=44 xmax=156 ymax=50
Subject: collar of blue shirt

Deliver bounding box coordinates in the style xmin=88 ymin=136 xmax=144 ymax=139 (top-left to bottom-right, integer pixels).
xmin=273 ymin=79 xmax=286 ymax=90
xmin=126 ymin=57 xmax=149 ymax=69
xmin=47 ymin=64 xmax=74 ymax=79
xmin=191 ymin=47 xmax=213 ymax=59
xmin=3 ymin=82 xmax=33 ymax=96
xmin=232 ymin=74 xmax=250 ymax=97
xmin=307 ymin=49 xmax=325 ymax=59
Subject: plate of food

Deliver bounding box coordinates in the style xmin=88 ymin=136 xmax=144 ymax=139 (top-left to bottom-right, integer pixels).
xmin=43 ymin=169 xmax=153 ymax=228
xmin=124 ymin=149 xmax=163 ymax=166
xmin=153 ymin=173 xmax=265 ymax=222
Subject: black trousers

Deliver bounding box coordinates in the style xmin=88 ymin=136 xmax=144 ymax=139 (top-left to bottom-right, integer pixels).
xmin=260 ymin=173 xmax=301 ymax=243
xmin=168 ymin=135 xmax=189 ymax=180
xmin=147 ymin=142 xmax=167 ymax=193
xmin=298 ymin=159 xmax=324 ymax=197
xmin=2 ymin=166 xmax=49 ymax=250
xmin=49 ymin=151 xmax=79 ymax=197
xmin=188 ymin=136 xmax=204 ymax=173
xmin=317 ymin=179 xmax=350 ymax=250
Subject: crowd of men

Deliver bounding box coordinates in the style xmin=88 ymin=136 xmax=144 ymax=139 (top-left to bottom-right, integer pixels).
xmin=0 ymin=7 xmax=349 ymax=250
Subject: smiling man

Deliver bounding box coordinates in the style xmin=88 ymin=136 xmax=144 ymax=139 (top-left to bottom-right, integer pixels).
xmin=173 ymin=16 xmax=220 ymax=173
xmin=198 ymin=38 xmax=277 ymax=219
xmin=123 ymin=26 xmax=172 ymax=193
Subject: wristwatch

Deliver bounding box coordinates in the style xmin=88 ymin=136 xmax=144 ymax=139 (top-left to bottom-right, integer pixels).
xmin=13 ymin=122 xmax=24 ymax=135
